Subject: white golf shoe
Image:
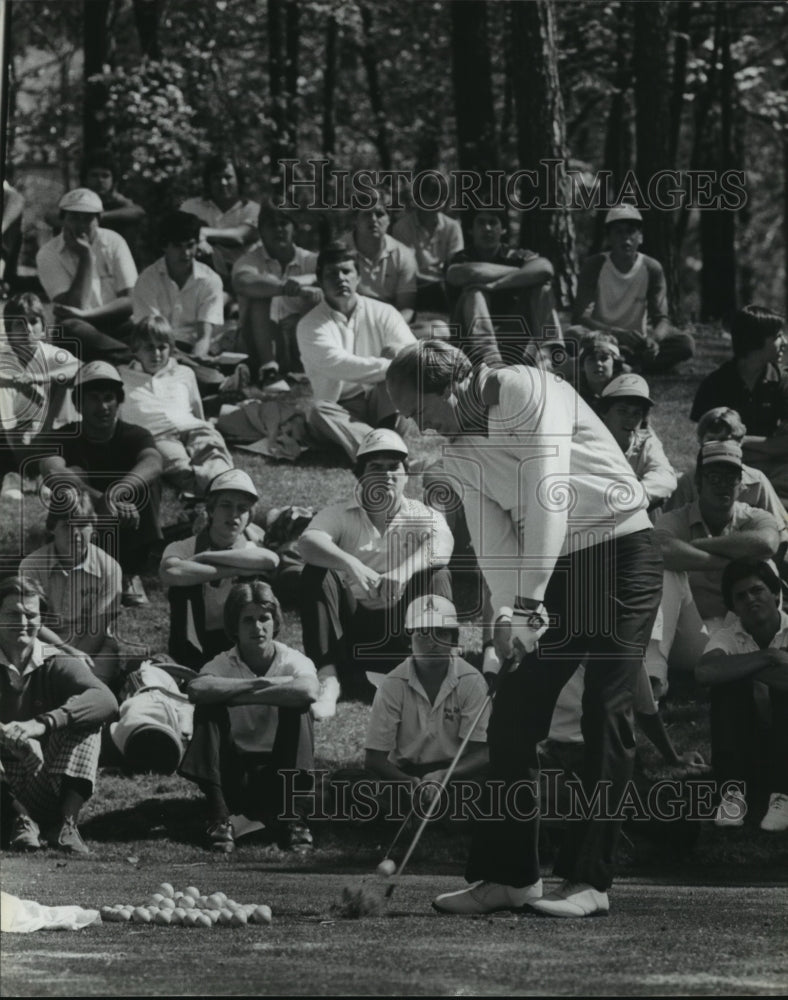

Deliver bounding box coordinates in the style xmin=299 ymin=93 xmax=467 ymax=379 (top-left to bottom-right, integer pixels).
xmin=760 ymin=792 xmax=788 ymax=832
xmin=432 ymin=879 xmax=543 ymax=914
xmin=529 ymin=880 xmax=610 ymax=918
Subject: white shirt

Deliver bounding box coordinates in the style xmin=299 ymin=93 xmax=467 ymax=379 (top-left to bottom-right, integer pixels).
xmin=232 ymin=243 xmax=318 ymax=323
xmin=179 ymin=197 xmax=260 ymax=276
xmin=0 ymin=341 xmax=80 ymax=434
xmin=119 ymin=358 xmax=205 ymax=437
xmin=36 ymin=228 xmax=137 ymax=309
xmin=132 ymin=258 xmax=224 ymax=338
xmin=392 ymin=212 xmax=464 ymax=280
xmin=596 ymin=253 xmax=650 ymax=334
xmin=703 ymin=609 xmax=788 ymax=657
xmin=296 ymin=295 xmax=415 ymax=403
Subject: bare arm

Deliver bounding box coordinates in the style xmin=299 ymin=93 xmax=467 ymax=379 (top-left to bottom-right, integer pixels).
xmin=657 ymin=535 xmax=729 ymax=572
xmin=446 ymin=257 xmax=552 ymax=289
xmin=298 ymin=529 xmax=381 ymax=598
xmin=160 ymin=547 xmax=278 ymax=587
xmin=188 ymin=672 xmax=318 ymax=708
xmin=365 ymin=748 xmax=420 ymax=787
xmin=691 ymin=528 xmax=780 ymax=562
xmin=200 ymin=224 xmax=256 ymax=249
xmin=422 ymin=742 xmax=489 ymax=783
xmin=696 ymin=647 xmax=788 ymax=688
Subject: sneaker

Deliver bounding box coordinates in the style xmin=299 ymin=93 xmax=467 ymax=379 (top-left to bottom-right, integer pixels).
xmin=277 ymin=819 xmax=313 ymax=853
xmin=257 ymin=362 xmax=280 ymax=387
xmin=121 ymin=575 xmax=149 ymax=607
xmin=49 ymin=816 xmax=91 ymax=855
xmin=529 ymin=880 xmax=609 ymax=918
xmin=219 ymin=362 xmax=251 ymax=396
xmin=714 ymin=788 xmax=747 ymax=827
xmin=433 ymin=879 xmax=543 ymax=915
xmin=10 ymin=814 xmax=42 ymax=851
xmin=0 ymin=472 xmax=23 ymax=502
xmin=207 ymin=818 xmax=235 ymax=854
xmin=760 ymin=792 xmax=788 ymax=832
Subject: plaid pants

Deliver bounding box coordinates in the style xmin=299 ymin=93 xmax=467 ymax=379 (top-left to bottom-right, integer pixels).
xmin=0 ymin=727 xmax=101 ymax=825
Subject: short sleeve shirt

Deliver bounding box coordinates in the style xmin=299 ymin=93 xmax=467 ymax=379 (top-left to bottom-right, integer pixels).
xmin=36 ymin=228 xmax=138 ymax=309
xmin=703 ymin=609 xmax=788 ymax=657
xmin=56 ymin=419 xmax=158 ymax=494
xmin=179 ymin=197 xmax=260 ymax=276
xmin=200 ymin=643 xmax=317 ymax=752
xmin=365 ymin=655 xmax=489 ymax=766
xmin=392 ymin=212 xmax=464 ymax=281
xmin=119 ymin=358 xmax=204 ymax=437
xmin=0 ymin=341 xmax=80 ymax=435
xmin=354 ymin=234 xmax=417 ymax=306
xmin=446 ymin=244 xmax=538 ymax=318
xmin=232 ymin=243 xmax=318 ymax=323
xmin=132 ymin=258 xmax=224 ymax=340
xmin=690 ymin=359 xmax=788 ymax=437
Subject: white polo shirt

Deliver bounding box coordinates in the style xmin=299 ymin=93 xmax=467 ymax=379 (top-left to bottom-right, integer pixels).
xmin=0 ymin=341 xmax=80 ymax=435
xmin=179 ymin=197 xmax=260 ymax=276
xmin=132 ymin=257 xmax=224 ymax=339
xmin=365 ymin=655 xmax=489 ymax=766
xmin=36 ymin=228 xmax=138 ymax=309
xmin=392 ymin=212 xmax=464 ymax=281
xmin=200 ymin=643 xmax=317 ymax=753
xmin=703 ymin=610 xmax=788 ymax=658
xmin=119 ymin=358 xmax=205 ymax=437
xmin=296 ymin=295 xmax=415 ymax=403
xmin=354 ymin=234 xmax=417 ymax=305
xmin=232 ymin=243 xmax=318 ymax=323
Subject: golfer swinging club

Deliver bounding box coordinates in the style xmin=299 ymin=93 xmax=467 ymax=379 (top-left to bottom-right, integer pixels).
xmin=386 ymin=340 xmax=663 ymax=918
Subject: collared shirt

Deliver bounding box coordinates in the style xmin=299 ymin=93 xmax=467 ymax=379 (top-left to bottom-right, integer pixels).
xmin=232 ymin=242 xmax=318 ymax=323
xmin=624 ymin=429 xmax=677 ymax=502
xmin=19 ymin=543 xmax=121 ymax=651
xmin=0 ymin=341 xmax=80 ymax=434
xmin=119 ymin=358 xmax=205 ymax=437
xmin=392 ymin=212 xmax=464 ymax=281
xmin=690 ymin=359 xmax=788 ymax=437
xmin=36 ymin=228 xmax=138 ymax=309
xmin=654 ymin=500 xmax=781 ymax=621
xmin=132 ymin=257 xmax=224 ymax=340
xmin=703 ymin=609 xmax=788 ymax=657
xmin=200 ymin=643 xmax=317 ymax=753
xmin=179 ymin=196 xmax=260 ymax=276
xmin=296 ymin=295 xmax=415 ymax=403
xmin=365 ymin=654 xmax=489 ymax=766
xmin=303 ymin=495 xmax=454 ymax=609
xmin=354 ymin=233 xmax=417 ymax=306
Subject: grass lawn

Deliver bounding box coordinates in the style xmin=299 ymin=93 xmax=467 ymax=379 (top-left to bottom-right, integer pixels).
xmin=1 ymin=323 xmax=786 ymax=878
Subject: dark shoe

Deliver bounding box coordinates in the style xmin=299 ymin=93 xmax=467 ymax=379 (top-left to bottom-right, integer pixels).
xmin=207 ymin=818 xmax=235 ymax=854
xmin=277 ymin=819 xmax=313 ymax=852
xmin=10 ymin=814 xmax=42 ymax=851
xmin=49 ymin=816 xmax=92 ymax=855
xmin=122 ymin=575 xmax=149 ymax=607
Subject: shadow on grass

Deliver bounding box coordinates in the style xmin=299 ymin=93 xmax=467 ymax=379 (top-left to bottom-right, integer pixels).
xmin=82 ymin=795 xmax=206 ymax=846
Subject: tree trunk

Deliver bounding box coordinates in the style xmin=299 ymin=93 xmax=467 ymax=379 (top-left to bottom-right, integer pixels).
xmin=285 ymin=0 xmax=299 ymax=156
xmin=322 ymin=13 xmax=338 ymax=168
xmin=268 ymin=0 xmax=286 ymax=179
xmin=358 ymin=3 xmax=391 ymax=171
xmin=633 ymin=1 xmax=678 ymax=315
xmin=450 ymin=0 xmax=498 ymax=174
xmin=669 ymin=0 xmax=692 ymax=165
xmin=510 ymin=0 xmax=576 ymax=307
xmin=83 ymin=0 xmax=112 ymax=154
xmin=132 ymin=0 xmax=162 ymax=60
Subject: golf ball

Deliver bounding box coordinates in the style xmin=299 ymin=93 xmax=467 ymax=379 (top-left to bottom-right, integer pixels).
xmin=377 ymin=859 xmax=396 ymax=877
xmin=158 ymin=883 xmax=175 ymax=898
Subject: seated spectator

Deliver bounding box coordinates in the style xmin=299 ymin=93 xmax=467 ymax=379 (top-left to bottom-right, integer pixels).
xmin=81 ymin=148 xmax=146 ymax=262
xmin=119 ymin=316 xmax=233 ymax=497
xmin=180 ymin=153 xmax=259 ymax=288
xmin=574 ymin=331 xmax=625 ymax=410
xmin=19 ymin=491 xmax=122 ymax=689
xmin=36 ymin=188 xmax=138 ymax=365
xmin=159 ymin=469 xmax=279 ymax=670
xmin=232 ymin=202 xmax=320 ymax=380
xmin=654 ymin=440 xmax=781 ymax=631
xmin=296 ymin=243 xmax=416 ymax=462
xmin=298 ymin=428 xmax=453 ymax=712
xmin=392 ymin=173 xmax=464 ymax=313
xmin=446 ymin=207 xmax=559 ymax=367
xmin=597 ymin=374 xmax=677 ymax=511
xmin=697 ymin=558 xmax=788 ymax=832
xmin=364 ymin=595 xmax=489 ymax=799
xmin=0 ymin=293 xmax=79 ymax=494
xmin=666 ymin=406 xmax=788 ymax=545
xmin=39 ymin=361 xmax=164 ymax=608
xmin=573 ymin=204 xmax=694 ymax=374
xmin=179 ymin=580 xmax=318 ymax=854
xmin=0 ymin=576 xmax=118 ymax=855
xmin=352 ymin=193 xmax=418 ymax=323
xmin=690 ymin=305 xmax=788 ymax=503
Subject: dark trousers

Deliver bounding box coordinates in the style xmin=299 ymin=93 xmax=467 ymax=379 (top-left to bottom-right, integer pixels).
xmin=299 ymin=564 xmax=453 ymax=699
xmin=179 ymin=702 xmax=314 ymax=822
xmin=466 ymin=529 xmax=663 ymax=892
xmin=60 ymin=318 xmax=134 ymax=366
xmin=710 ymin=679 xmax=788 ymax=811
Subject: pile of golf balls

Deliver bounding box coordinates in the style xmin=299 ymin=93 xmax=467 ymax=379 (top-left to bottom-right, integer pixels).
xmin=99 ymin=883 xmax=272 ymax=927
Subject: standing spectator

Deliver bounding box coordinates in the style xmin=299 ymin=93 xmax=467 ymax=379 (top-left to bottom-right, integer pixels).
xmin=19 ymin=492 xmax=122 ymax=689
xmin=298 ymin=428 xmax=453 ymax=714
xmin=386 ymin=341 xmax=662 ymax=918
xmin=352 ymin=193 xmax=418 ymax=323
xmin=0 ymin=576 xmax=117 ymax=855
xmin=446 ymin=207 xmax=559 ymax=367
xmin=36 ymin=188 xmax=138 ymax=364
xmin=81 ymin=148 xmax=146 ymax=262
xmin=690 ymin=306 xmax=787 ymax=502
xmin=573 ymin=204 xmax=694 ymax=373
xmin=697 ymin=559 xmax=788 ymax=832
xmin=296 ymin=243 xmax=416 ymax=462
xmin=159 ymin=469 xmax=279 ymax=670
xmin=232 ymin=202 xmax=320 ymax=380
xmin=39 ymin=361 xmax=163 ymax=607
xmin=180 ymin=153 xmax=259 ymax=288
xmin=598 ymin=374 xmax=677 ymax=510
xmin=179 ymin=580 xmax=318 ymax=854
xmin=119 ymin=316 xmax=233 ymax=497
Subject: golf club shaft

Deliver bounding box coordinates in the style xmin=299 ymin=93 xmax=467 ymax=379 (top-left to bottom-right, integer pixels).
xmin=382 ymin=801 xmax=416 ymax=860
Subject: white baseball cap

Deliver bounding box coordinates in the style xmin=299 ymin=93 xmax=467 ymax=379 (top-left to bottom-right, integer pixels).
xmin=356 ymin=428 xmax=409 ymax=460
xmin=73 ymin=360 xmax=124 ymax=388
xmin=207 ymin=468 xmax=259 ymax=501
xmin=604 ymin=204 xmax=643 ymax=226
xmin=700 ymin=440 xmax=743 ymax=470
xmin=59 ymin=187 xmax=103 ymax=214
xmin=405 ymin=594 xmax=459 ymax=631
xmin=601 ymin=373 xmax=653 ymax=406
